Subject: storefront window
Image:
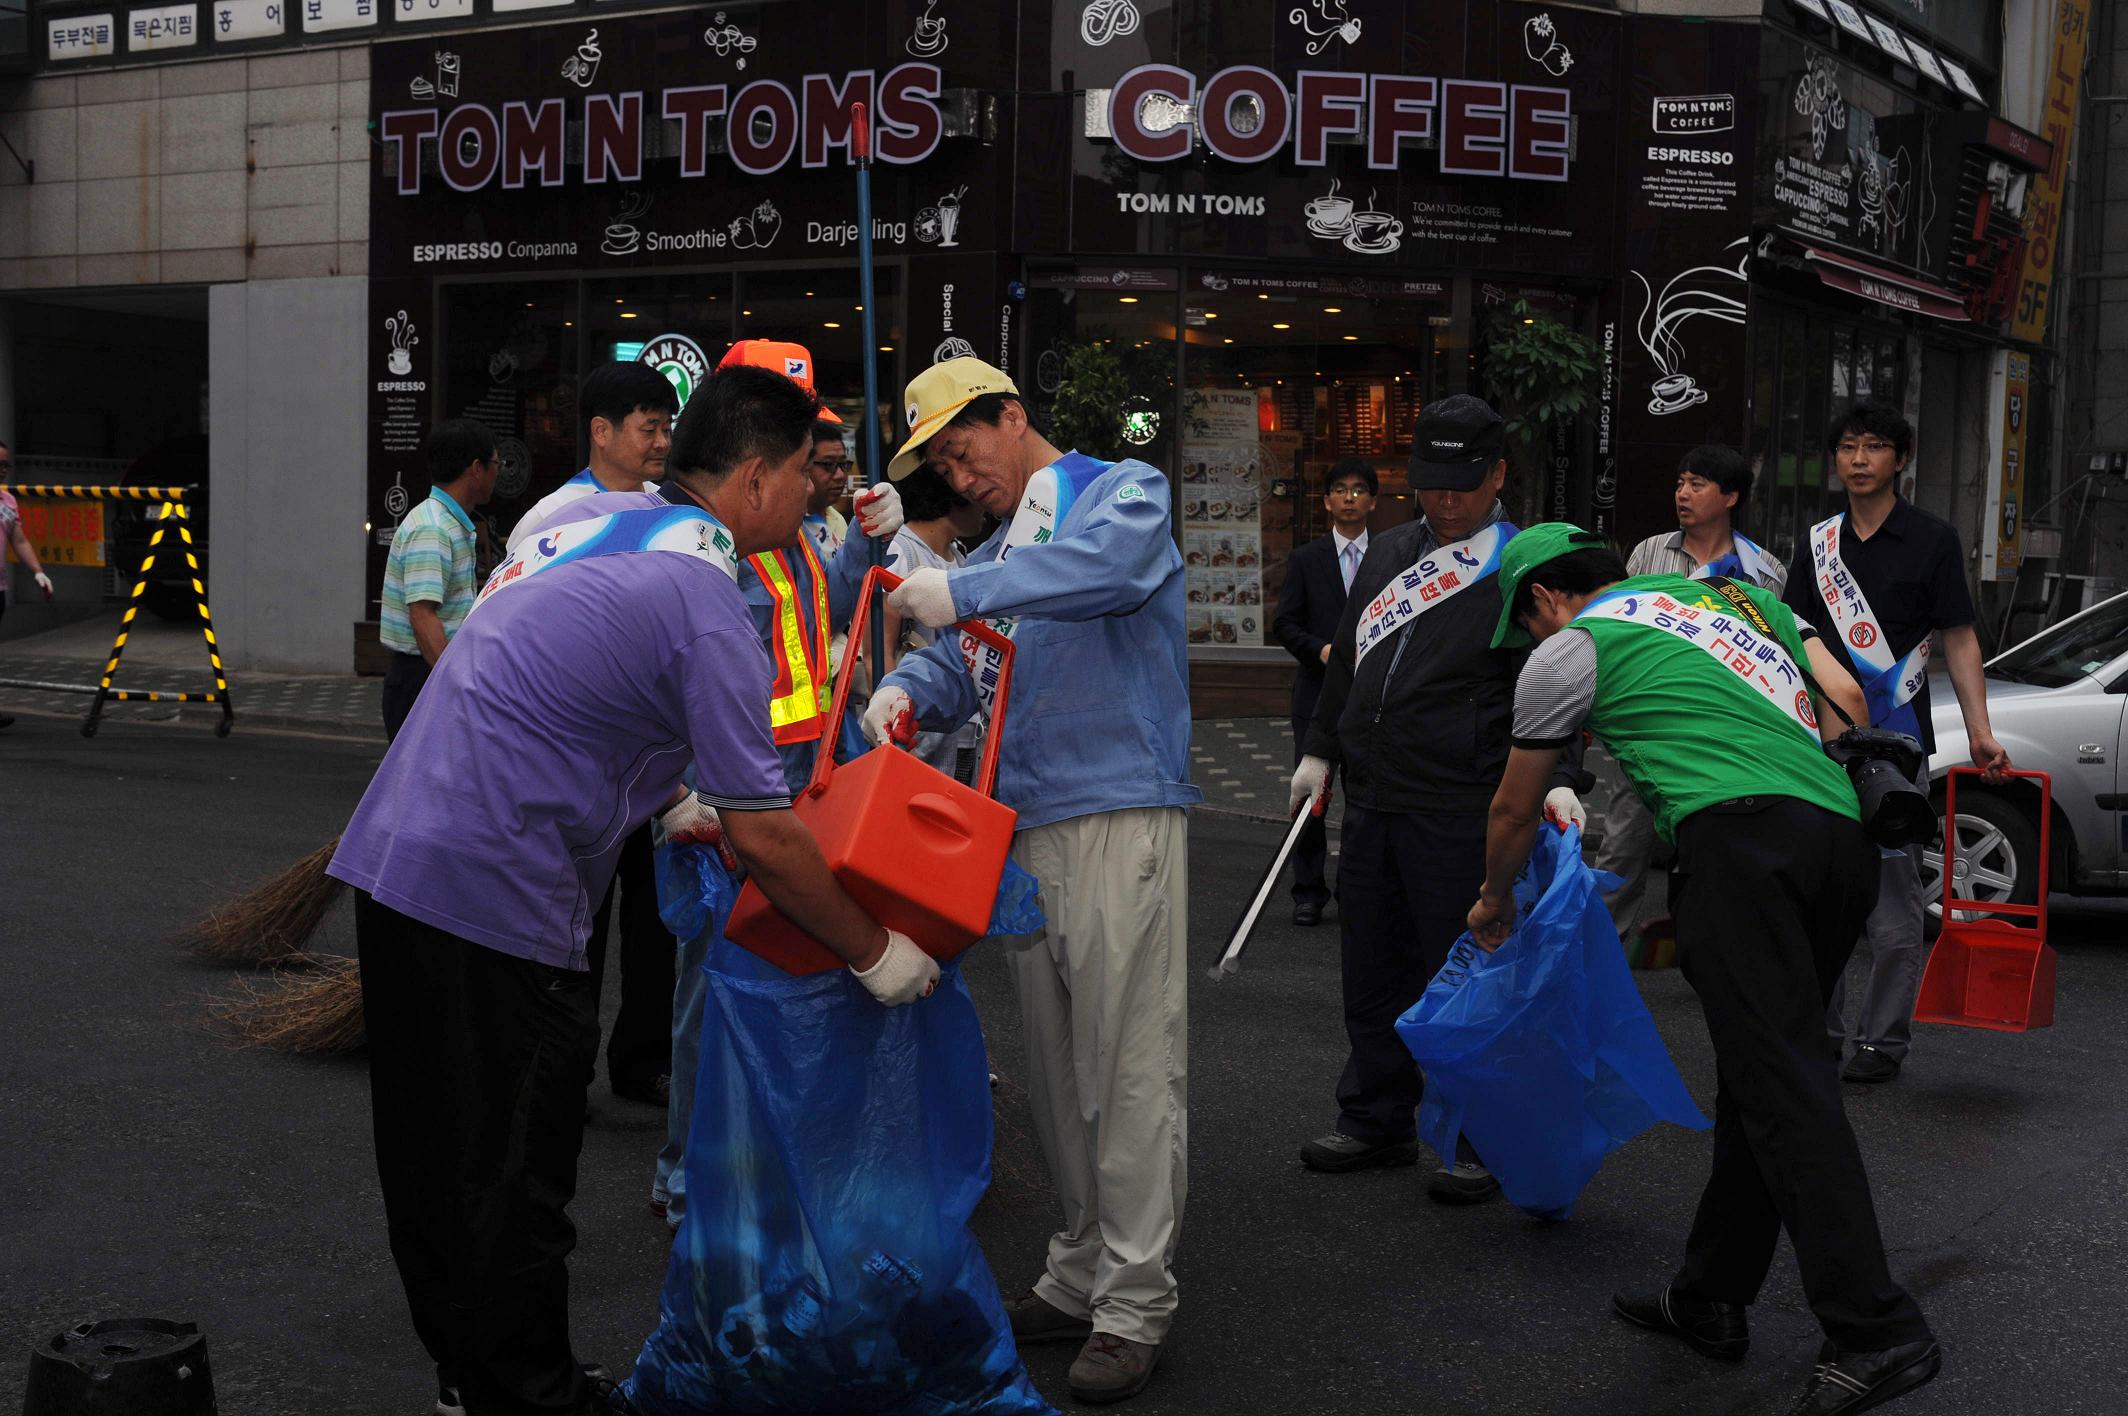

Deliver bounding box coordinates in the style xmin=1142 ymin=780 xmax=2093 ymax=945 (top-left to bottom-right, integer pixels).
xmin=1180 ymin=272 xmax=1451 ymax=651
xmin=734 ymin=267 xmax=904 ymax=447
xmin=439 ymin=279 xmax=579 ymax=563
xmin=1750 ymin=300 xmax=1907 ymax=563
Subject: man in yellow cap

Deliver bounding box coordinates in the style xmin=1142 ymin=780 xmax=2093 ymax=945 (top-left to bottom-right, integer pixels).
xmin=860 ymin=357 xmax=1199 ymax=1404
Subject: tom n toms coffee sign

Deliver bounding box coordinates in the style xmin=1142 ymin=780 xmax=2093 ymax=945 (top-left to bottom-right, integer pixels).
xmin=369 ymin=7 xmax=1013 ymax=277
xmin=1105 ymin=65 xmax=1575 ymax=182
xmin=378 ymin=64 xmax=946 ymax=195
xmin=638 ymin=334 xmax=710 ymax=409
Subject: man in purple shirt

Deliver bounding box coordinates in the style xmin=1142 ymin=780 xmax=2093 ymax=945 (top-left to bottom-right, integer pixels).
xmin=328 ymin=365 xmax=939 ymax=1416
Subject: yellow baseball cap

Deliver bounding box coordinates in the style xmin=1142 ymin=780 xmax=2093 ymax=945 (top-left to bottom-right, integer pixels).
xmin=886 ymin=356 xmax=1020 ymax=481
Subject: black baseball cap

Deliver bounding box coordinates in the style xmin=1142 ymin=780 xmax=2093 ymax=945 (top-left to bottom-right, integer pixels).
xmin=1409 ymin=394 xmax=1506 ymax=491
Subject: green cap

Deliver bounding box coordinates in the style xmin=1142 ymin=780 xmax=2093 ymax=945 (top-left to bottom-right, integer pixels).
xmin=1490 ymin=522 xmax=1613 ymax=649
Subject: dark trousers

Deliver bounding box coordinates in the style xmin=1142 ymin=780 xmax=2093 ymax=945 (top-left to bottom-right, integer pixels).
xmin=1289 ymin=714 xmax=1331 ymax=907
xmin=381 ymin=651 xmax=431 ymax=743
xmin=584 ymin=822 xmax=672 ymax=1088
xmin=355 ymin=893 xmax=600 ymax=1415
xmin=1670 ymin=798 xmax=1932 ymax=1352
xmin=1335 ymin=804 xmax=1487 ymax=1145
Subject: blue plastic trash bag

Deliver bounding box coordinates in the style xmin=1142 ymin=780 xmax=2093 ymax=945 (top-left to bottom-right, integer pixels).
xmin=625 ymin=932 xmax=1057 ymax=1416
xmin=1395 ymin=822 xmax=1708 ymax=1220
xmin=987 ymin=857 xmax=1045 ymax=938
xmin=656 ymin=839 xmax=739 ymax=942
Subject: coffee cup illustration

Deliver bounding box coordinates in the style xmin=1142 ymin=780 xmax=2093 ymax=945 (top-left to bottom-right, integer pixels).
xmin=562 ymin=29 xmax=602 ymax=87
xmin=1648 ymin=373 xmax=1708 ymax=414
xmin=1345 ymin=210 xmax=1402 ymax=251
xmin=907 ymin=1 xmax=947 ymax=55
xmin=1307 ymin=195 xmax=1354 ymax=232
xmin=603 ymin=223 xmax=640 ymax=255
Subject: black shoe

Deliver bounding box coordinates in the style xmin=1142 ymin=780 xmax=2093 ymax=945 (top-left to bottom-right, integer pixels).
xmin=1299 ymin=1130 xmax=1421 ymax=1172
xmin=1292 ymin=901 xmax=1323 ymax=927
xmin=1784 ymin=1339 xmax=1941 ymax=1414
xmin=1842 ymin=1046 xmax=1901 ymax=1085
xmin=1612 ymin=1284 xmax=1749 ymax=1362
xmin=437 ymin=1366 xmax=615 ymax=1416
xmin=611 ymin=1072 xmax=671 ymax=1107
xmin=1427 ymin=1160 xmax=1502 ymax=1205
xmin=0 ymin=713 xmax=14 ymax=730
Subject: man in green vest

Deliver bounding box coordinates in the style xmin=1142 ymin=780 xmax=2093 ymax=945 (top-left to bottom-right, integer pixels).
xmin=1463 ymin=524 xmax=1940 ymax=1416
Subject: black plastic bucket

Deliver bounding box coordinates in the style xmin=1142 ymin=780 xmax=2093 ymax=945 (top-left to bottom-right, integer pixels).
xmin=22 ymin=1319 xmax=217 ymax=1415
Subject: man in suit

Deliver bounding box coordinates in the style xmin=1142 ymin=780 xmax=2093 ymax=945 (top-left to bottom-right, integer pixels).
xmin=1273 ymin=459 xmax=1376 ymax=926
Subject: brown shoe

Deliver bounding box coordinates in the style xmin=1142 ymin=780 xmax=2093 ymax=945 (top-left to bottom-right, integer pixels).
xmin=1068 ymin=1332 xmax=1161 ymax=1404
xmin=1002 ymin=1290 xmax=1093 ymax=1346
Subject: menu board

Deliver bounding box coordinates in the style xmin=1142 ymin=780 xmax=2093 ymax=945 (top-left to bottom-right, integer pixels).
xmin=1181 ymin=392 xmax=1270 ymax=648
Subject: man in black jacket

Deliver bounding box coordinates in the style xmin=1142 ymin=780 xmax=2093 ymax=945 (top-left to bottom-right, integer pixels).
xmin=1289 ymin=396 xmax=1585 ymax=1203
xmin=1273 ymin=459 xmax=1378 ymax=926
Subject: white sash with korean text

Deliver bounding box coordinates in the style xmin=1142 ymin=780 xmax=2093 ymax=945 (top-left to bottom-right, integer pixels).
xmin=957 ymin=452 xmax=1115 ymax=719
xmin=1352 ymin=521 xmax=1512 ymax=666
xmin=468 ymin=504 xmax=738 ymax=622
xmin=1806 ymin=514 xmax=1928 ymax=734
xmin=1578 ymin=585 xmax=1820 ymax=741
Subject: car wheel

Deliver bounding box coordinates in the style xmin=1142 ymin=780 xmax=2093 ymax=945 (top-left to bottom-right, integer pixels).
xmin=1920 ymin=789 xmax=2040 ymax=934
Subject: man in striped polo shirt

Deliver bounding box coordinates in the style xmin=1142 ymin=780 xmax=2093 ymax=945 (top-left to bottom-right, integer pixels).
xmin=380 ymin=418 xmax=496 ymax=741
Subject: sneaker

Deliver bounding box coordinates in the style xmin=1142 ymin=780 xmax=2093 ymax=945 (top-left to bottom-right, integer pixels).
xmin=1428 ymin=1160 xmax=1501 ymax=1204
xmin=1612 ymin=1284 xmax=1749 ymax=1362
xmin=1298 ymin=1131 xmax=1421 ymax=1172
xmin=1068 ymin=1332 xmax=1161 ymax=1404
xmin=1784 ymin=1338 xmax=1941 ymax=1415
xmin=1002 ymin=1290 xmax=1093 ymax=1346
xmin=1842 ymin=1046 xmax=1900 ymax=1084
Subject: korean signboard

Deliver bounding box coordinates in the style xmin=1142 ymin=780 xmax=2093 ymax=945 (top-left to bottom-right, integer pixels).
xmin=2009 ymin=0 xmax=2089 ymax=345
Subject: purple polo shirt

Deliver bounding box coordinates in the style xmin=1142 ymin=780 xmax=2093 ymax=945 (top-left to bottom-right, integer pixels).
xmin=329 ymin=491 xmax=788 ymax=968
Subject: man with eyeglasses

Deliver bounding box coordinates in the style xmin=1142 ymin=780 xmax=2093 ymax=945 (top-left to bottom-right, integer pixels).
xmin=1781 ymin=401 xmax=2011 ymax=1086
xmin=802 ymin=422 xmax=854 ymax=560
xmin=1273 ymin=459 xmax=1378 ymax=926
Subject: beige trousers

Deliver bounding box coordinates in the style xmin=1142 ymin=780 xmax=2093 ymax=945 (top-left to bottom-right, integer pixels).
xmin=1004 ymin=805 xmax=1189 ymax=1345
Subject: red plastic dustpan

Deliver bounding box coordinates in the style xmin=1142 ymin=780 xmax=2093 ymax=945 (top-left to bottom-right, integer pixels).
xmin=1913 ymin=767 xmax=2054 ymax=1032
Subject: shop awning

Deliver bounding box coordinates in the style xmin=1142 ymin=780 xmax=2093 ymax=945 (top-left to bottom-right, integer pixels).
xmin=1803 ymin=246 xmax=1972 ymax=323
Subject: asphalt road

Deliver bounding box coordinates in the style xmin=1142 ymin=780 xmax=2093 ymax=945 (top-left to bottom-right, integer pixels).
xmin=3 ymin=715 xmax=2125 ymax=1414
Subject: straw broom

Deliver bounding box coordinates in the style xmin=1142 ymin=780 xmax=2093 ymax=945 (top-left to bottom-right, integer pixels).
xmin=178 ymin=837 xmax=348 ymax=965
xmin=205 ymin=955 xmax=366 ymax=1054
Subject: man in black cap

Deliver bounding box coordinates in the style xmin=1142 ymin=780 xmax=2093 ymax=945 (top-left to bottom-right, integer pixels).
xmin=1289 ymin=394 xmax=1586 ymax=1203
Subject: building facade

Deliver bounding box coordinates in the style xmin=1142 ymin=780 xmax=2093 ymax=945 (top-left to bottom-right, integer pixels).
xmin=0 ymin=0 xmax=2073 ymax=712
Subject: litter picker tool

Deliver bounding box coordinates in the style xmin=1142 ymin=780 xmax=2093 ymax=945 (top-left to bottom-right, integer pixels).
xmin=1207 ymin=769 xmax=1334 ymax=982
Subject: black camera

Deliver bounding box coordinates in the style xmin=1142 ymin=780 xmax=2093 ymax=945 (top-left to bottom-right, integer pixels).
xmin=1823 ymin=728 xmax=1936 ymax=848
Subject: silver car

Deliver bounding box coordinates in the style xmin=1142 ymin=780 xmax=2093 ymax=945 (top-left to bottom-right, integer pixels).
xmin=1923 ymin=591 xmax=2128 ymax=917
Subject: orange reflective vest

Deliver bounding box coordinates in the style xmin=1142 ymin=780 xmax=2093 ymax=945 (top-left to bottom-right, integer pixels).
xmin=750 ymin=538 xmax=832 ymax=745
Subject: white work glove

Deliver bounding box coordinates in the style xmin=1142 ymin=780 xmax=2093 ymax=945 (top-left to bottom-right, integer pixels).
xmin=853 ymin=483 xmax=905 ymax=540
xmin=851 ymin=929 xmax=939 ymax=1006
xmin=1543 ymin=787 xmax=1586 ymax=832
xmin=886 ymin=566 xmax=958 ymax=629
xmin=34 ymin=571 xmax=53 ymax=600
xmin=1289 ymin=754 xmax=1332 ymax=818
xmin=657 ymin=792 xmax=738 ymax=871
xmin=861 ymin=685 xmax=916 ymax=748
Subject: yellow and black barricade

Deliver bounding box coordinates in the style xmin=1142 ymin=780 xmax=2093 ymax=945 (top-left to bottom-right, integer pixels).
xmin=0 ymin=483 xmax=234 ymax=738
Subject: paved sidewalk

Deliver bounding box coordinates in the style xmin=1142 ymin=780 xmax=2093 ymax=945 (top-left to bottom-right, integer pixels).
xmin=0 ymin=613 xmax=383 ymax=739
